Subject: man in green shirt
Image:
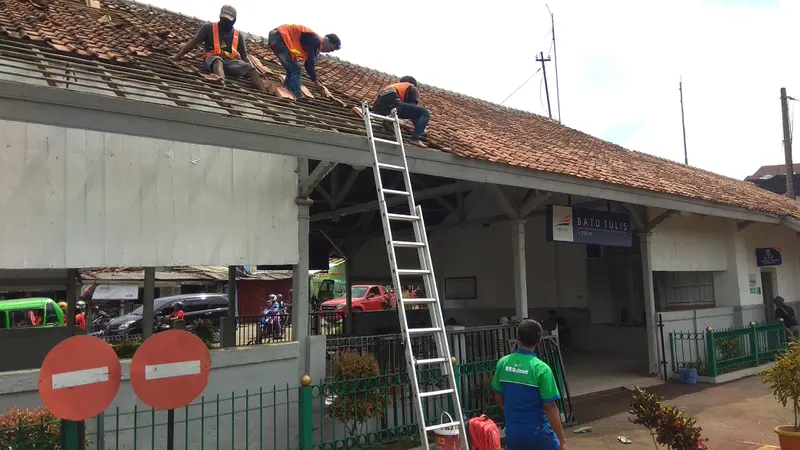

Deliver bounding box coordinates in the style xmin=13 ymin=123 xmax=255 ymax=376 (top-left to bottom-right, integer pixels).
xmin=491 ymin=319 xmax=567 ymax=450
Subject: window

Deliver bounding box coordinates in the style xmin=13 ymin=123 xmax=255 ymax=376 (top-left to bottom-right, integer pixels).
xmin=209 ymin=296 xmax=228 ymax=309
xmin=654 ymin=271 xmax=715 ymax=310
xmin=0 ymin=312 xmax=7 ymax=328
xmin=183 ymin=300 xmax=209 ymax=313
xmin=10 ymin=309 xmax=43 ymax=328
xmin=45 ymin=303 xmax=59 ymax=325
xmin=367 ymin=287 xmax=381 ymax=298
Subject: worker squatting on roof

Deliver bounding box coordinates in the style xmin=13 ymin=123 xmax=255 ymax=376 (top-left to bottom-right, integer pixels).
xmin=371 ymin=77 xmax=430 ymax=147
xmin=173 ymin=5 xmax=429 ymax=146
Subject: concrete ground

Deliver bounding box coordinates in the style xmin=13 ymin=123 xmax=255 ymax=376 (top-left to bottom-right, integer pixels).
xmin=564 ymin=352 xmax=663 ymax=397
xmin=565 ymin=375 xmax=789 ymax=450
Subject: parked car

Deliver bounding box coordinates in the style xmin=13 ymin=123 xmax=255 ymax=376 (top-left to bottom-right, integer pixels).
xmin=0 ymin=297 xmax=64 ymax=329
xmin=105 ymin=294 xmax=228 ymax=337
xmin=319 ymin=285 xmax=396 ymax=322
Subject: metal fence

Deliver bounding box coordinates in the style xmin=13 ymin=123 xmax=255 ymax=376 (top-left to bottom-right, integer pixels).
xmin=308 ymin=312 xmax=344 ymax=337
xmin=669 ymin=322 xmax=787 ymax=377
xmin=235 ymin=315 xmax=292 ymax=346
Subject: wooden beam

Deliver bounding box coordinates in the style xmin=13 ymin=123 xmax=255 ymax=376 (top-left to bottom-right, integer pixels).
xmin=647 ymin=210 xmax=678 ymax=231
xmin=621 ymin=203 xmax=647 ymax=231
xmin=738 ymin=220 xmax=754 ymax=231
xmin=298 ymin=160 xmax=337 ymax=198
xmin=334 ymin=167 xmax=364 ymax=206
xmin=490 ymin=185 xmax=519 ymax=219
xmin=519 ymin=191 xmax=552 ymax=217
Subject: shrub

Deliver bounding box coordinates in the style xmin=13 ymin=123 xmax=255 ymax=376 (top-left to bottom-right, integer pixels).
xmin=326 ymin=353 xmax=387 ymax=436
xmin=191 ymin=319 xmax=216 ymax=345
xmin=629 ymin=387 xmax=708 ymax=449
xmin=762 ymin=341 xmax=800 ymax=431
xmin=0 ymin=407 xmax=61 ymax=449
xmin=112 ymin=340 xmax=141 ymax=359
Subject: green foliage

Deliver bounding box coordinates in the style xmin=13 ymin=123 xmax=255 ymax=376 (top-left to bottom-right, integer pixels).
xmin=762 ymin=341 xmax=800 ymax=431
xmin=0 ymin=407 xmax=61 ymax=449
xmin=716 ymin=337 xmax=742 ymax=361
xmin=629 ymin=388 xmax=709 ymax=449
xmin=111 ymin=340 xmax=141 ymax=359
xmin=326 ymin=353 xmax=387 ymax=436
xmin=191 ymin=318 xmax=216 ymax=346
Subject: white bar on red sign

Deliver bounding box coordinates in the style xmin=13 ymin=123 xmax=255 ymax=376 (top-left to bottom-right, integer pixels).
xmin=52 ymin=367 xmax=110 ymax=389
xmin=145 ymin=361 xmax=201 ymax=380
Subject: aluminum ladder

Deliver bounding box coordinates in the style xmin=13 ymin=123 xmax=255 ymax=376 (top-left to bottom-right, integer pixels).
xmin=360 ymin=102 xmax=469 ymax=449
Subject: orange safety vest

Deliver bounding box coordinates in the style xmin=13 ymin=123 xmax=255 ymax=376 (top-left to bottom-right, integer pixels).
xmin=381 ymin=82 xmax=413 ymax=102
xmin=202 ymin=22 xmax=240 ymax=60
xmin=277 ymin=24 xmax=322 ymax=61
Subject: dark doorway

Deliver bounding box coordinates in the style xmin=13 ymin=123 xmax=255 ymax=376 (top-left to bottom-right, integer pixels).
xmin=761 ymin=271 xmax=775 ymax=323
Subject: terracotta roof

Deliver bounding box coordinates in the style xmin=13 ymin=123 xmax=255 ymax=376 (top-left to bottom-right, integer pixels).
xmin=2 ymin=0 xmax=800 ymax=220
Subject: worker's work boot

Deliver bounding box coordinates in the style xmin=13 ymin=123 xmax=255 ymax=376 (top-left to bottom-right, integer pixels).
xmin=409 ymin=139 xmax=427 ymax=148
xmin=381 ymin=122 xmax=394 ymax=134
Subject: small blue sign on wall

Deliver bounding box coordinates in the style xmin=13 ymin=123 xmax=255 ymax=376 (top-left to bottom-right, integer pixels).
xmin=756 ymin=248 xmax=783 ymax=267
xmin=546 ymin=205 xmax=632 ymax=247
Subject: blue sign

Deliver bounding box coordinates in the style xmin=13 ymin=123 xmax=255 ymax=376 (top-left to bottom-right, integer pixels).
xmin=546 ymin=205 xmax=632 ymax=247
xmin=756 ymin=248 xmax=782 ymax=267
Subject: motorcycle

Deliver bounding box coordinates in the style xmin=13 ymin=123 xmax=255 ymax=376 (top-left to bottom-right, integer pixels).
xmin=258 ymin=307 xmax=283 ymax=343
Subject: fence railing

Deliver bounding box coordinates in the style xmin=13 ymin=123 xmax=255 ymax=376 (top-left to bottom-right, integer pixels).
xmin=235 ymin=314 xmax=292 ymax=346
xmin=669 ymin=322 xmax=787 ymax=377
xmin=308 ymin=311 xmax=344 ymax=337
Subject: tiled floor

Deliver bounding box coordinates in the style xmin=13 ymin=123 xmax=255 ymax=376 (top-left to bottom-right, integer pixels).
xmin=563 ymin=351 xmax=663 ymax=398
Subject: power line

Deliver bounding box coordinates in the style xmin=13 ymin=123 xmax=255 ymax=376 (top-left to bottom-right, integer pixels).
xmin=500 ymin=68 xmax=542 ymax=105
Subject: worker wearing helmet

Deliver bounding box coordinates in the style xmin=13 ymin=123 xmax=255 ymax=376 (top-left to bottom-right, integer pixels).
xmin=372 ymin=76 xmax=429 ymax=147
xmin=169 ymin=302 xmax=185 ymax=322
xmin=57 ymin=301 xmax=68 ymax=314
xmin=74 ymin=301 xmax=86 ymax=330
xmin=267 ymin=24 xmax=341 ymax=99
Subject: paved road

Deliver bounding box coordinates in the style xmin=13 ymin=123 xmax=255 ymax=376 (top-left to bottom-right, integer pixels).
xmin=565 ymin=375 xmax=788 ymax=450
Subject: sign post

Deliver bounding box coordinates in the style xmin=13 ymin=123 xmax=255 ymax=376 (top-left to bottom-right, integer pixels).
xmin=546 ymin=204 xmax=632 ymax=247
xmin=756 ymin=247 xmax=783 ymax=267
xmin=130 ymin=330 xmax=211 ymax=450
xmin=38 ymin=336 xmax=121 ymax=450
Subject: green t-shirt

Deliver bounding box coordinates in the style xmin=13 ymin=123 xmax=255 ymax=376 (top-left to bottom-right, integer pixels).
xmin=491 ymin=349 xmax=560 ymax=434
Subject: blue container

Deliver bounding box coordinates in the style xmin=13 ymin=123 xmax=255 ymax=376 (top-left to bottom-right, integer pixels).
xmin=679 ymin=368 xmax=698 ymax=384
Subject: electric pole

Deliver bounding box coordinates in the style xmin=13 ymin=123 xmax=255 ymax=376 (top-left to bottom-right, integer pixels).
xmin=679 ymin=77 xmax=688 ymax=165
xmin=547 ymin=5 xmax=561 ymax=122
xmin=781 ymin=87 xmax=795 ymax=199
xmin=536 ymin=51 xmax=553 ymax=120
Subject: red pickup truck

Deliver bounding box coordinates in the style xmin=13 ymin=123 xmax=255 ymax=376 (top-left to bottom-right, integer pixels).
xmin=319 ymin=285 xmax=396 ymax=321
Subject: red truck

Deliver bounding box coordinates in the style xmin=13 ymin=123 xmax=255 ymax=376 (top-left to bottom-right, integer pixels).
xmin=318 ymin=285 xmax=396 ymax=322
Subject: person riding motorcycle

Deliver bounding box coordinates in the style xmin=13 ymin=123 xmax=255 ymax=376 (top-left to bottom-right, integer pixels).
xmin=74 ymin=301 xmax=87 ymax=330
xmin=169 ymin=302 xmax=185 ymax=322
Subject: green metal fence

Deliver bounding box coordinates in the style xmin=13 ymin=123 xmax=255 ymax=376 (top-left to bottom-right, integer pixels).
xmin=0 ymin=419 xmax=62 ymax=449
xmin=669 ymin=322 xmax=787 ymax=377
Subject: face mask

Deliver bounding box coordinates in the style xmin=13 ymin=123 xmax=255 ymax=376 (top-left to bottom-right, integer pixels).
xmin=218 ymin=18 xmax=234 ymax=32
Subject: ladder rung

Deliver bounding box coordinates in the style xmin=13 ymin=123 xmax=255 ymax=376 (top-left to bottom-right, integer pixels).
xmin=369 ymin=112 xmax=397 ymax=122
xmin=397 ymin=269 xmax=431 ymax=276
xmin=420 ymin=389 xmax=455 ymax=398
xmin=416 ymin=357 xmax=448 ymax=365
xmin=387 ymin=213 xmax=419 ymax=222
xmin=407 ymin=327 xmax=442 ymax=335
xmin=393 ymin=241 xmax=425 ymax=248
xmin=378 ymin=162 xmax=405 ymax=171
xmin=373 ymin=137 xmax=401 ymax=146
xmin=382 ymin=188 xmax=409 ymax=196
xmin=425 ymin=422 xmax=462 ymax=433
xmin=402 ymin=298 xmax=436 ymax=304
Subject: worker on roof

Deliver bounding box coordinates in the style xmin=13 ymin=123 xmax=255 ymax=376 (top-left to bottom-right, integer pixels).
xmin=172 ymin=5 xmax=267 ymax=93
xmin=267 ymin=25 xmax=341 ymax=99
xmin=372 ymin=76 xmax=430 ymax=147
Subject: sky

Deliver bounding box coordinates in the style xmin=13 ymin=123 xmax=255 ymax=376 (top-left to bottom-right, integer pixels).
xmin=141 ymin=0 xmax=800 ymax=180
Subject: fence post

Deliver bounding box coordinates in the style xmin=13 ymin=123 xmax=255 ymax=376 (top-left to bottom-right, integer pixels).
xmin=749 ymin=322 xmax=759 ymax=367
xmin=778 ymin=318 xmax=788 ymax=350
xmin=448 ymin=357 xmax=458 ymax=416
xmin=298 ymin=375 xmax=313 ymax=450
xmin=705 ymin=327 xmax=717 ymax=377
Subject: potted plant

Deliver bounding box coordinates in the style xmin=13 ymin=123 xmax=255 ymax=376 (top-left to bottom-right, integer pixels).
xmin=762 ymin=341 xmax=800 ymax=449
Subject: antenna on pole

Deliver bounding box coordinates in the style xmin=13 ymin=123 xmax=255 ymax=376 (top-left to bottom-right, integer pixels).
xmin=547 ymin=4 xmax=561 ymax=123
xmin=536 ymin=51 xmax=553 ymax=119
xmin=679 ymin=76 xmax=688 ymax=165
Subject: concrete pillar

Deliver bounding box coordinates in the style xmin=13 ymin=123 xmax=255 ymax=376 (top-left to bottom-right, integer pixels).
xmin=293 ymin=158 xmax=313 ymax=377
xmin=142 ymin=267 xmax=155 ymax=339
xmin=639 ymin=233 xmax=661 ymax=376
xmin=511 ymin=219 xmax=528 ymax=319
xmin=66 ymin=269 xmax=77 ymax=332
xmin=220 ymin=266 xmax=237 ymax=348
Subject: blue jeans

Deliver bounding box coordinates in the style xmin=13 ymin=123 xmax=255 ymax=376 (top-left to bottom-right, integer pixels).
xmin=268 ymin=31 xmax=302 ymax=98
xmin=394 ymin=102 xmax=430 ymax=140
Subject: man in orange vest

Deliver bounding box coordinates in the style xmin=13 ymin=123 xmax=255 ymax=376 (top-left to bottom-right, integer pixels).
xmin=172 ymin=5 xmax=266 ymax=93
xmin=267 ymin=25 xmax=341 ymax=99
xmin=372 ymin=76 xmax=430 ymax=147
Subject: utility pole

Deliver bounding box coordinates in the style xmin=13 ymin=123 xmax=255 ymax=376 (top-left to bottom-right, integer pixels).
xmin=547 ymin=5 xmax=561 ymax=122
xmin=536 ymin=51 xmax=553 ymax=120
xmin=679 ymin=77 xmax=688 ymax=165
xmin=781 ymin=87 xmax=795 ymax=199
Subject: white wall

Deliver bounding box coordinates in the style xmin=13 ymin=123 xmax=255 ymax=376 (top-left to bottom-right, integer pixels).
xmin=649 ymin=211 xmax=729 ymax=271
xmin=741 ymin=223 xmax=800 ymax=312
xmin=0 ymin=120 xmax=298 ymax=268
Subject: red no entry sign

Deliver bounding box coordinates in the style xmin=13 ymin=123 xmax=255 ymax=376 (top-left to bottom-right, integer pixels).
xmin=130 ymin=330 xmax=211 ymax=410
xmin=38 ymin=335 xmax=121 ymax=421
